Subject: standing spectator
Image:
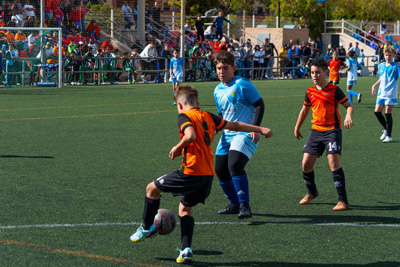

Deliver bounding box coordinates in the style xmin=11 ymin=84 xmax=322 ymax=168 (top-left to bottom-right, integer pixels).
xmin=1 ymin=0 xmax=12 ymax=24
xmin=316 ymin=37 xmax=323 ymax=51
xmin=144 ymin=3 xmax=150 ymax=25
xmin=11 ymin=0 xmax=23 ymax=27
xmin=5 ymin=44 xmax=18 ymax=86
xmin=381 ymin=21 xmax=387 ymax=35
xmin=53 ymin=4 xmax=63 ymax=26
xmin=263 ymin=38 xmax=278 ymax=79
xmin=337 ymin=42 xmax=346 ymax=65
xmin=253 ymin=44 xmax=264 ymax=80
xmin=133 ymin=4 xmax=137 ymax=26
xmin=139 ymin=41 xmax=158 ymax=83
xmin=60 ymin=0 xmax=73 ymax=25
xmin=23 ymin=0 xmax=36 ymax=22
xmin=160 ymin=44 xmax=172 ymax=82
xmin=78 ymin=1 xmax=89 ymax=32
xmin=122 ymin=1 xmax=134 ymax=29
xmin=287 ymin=44 xmax=300 ymax=78
xmin=236 ymin=44 xmax=246 ymax=78
xmin=353 ymin=42 xmax=361 ymax=57
xmin=69 ymin=6 xmax=81 ymax=29
xmin=151 ymin=1 xmax=160 ymax=25
xmin=213 ymin=12 xmax=230 ymax=41
xmin=194 ymin=14 xmax=204 ymax=42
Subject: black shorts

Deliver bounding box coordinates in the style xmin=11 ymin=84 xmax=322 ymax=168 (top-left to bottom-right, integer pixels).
xmin=154 ymin=170 xmax=213 ymax=207
xmin=303 ymin=129 xmax=342 ymax=156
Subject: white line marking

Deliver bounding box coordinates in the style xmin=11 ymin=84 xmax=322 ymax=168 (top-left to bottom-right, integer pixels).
xmin=1 ymin=221 xmax=400 ymax=229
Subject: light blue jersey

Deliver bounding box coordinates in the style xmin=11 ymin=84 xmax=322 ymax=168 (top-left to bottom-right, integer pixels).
xmin=346 ymin=57 xmax=361 ymax=82
xmin=214 ymin=76 xmax=262 ymax=158
xmin=377 ymin=62 xmax=400 ymax=103
xmin=169 ymin=57 xmax=183 ymax=82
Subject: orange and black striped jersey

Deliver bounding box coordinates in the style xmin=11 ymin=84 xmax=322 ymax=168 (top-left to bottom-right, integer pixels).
xmin=328 ymin=59 xmax=341 ymax=81
xmin=178 ymin=108 xmax=226 ymax=176
xmin=304 ymin=83 xmax=348 ymax=131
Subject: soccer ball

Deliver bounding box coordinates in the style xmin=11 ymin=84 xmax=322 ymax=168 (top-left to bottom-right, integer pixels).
xmin=154 ymin=208 xmax=176 ymax=235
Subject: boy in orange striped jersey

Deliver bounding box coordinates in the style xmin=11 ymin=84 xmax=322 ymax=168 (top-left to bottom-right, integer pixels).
xmin=294 ymin=59 xmax=354 ymax=211
xmin=130 ymin=85 xmax=272 ymax=263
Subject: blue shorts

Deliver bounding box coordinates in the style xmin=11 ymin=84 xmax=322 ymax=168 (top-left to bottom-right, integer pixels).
xmin=376 ymin=97 xmax=398 ymax=106
xmin=170 ymin=76 xmax=183 ymax=83
xmin=347 ymin=80 xmax=357 ymax=86
xmin=216 ymin=133 xmax=258 ymax=159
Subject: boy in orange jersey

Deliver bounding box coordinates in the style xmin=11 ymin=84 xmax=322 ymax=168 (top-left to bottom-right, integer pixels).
xmin=294 ymin=59 xmax=354 ymax=211
xmin=130 ymin=85 xmax=273 ymax=264
xmin=328 ymin=50 xmax=341 ymax=84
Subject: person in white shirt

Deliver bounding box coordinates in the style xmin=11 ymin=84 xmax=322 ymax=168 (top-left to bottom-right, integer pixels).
xmin=24 ymin=0 xmax=36 ymax=21
xmin=139 ymin=42 xmax=158 ymax=83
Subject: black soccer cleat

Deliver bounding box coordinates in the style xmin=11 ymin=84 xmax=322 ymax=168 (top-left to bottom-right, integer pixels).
xmin=238 ymin=202 xmax=252 ymax=219
xmin=218 ymin=204 xmax=240 ymax=214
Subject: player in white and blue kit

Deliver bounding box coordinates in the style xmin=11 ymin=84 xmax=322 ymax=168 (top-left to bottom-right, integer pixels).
xmin=214 ymin=51 xmax=269 ymax=219
xmin=345 ymin=51 xmax=362 ymax=105
xmin=170 ymin=49 xmax=184 ymax=105
xmin=372 ymin=46 xmax=400 ymax=143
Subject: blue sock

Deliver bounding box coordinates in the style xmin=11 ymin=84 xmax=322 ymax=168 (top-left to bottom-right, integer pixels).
xmin=219 ymin=180 xmax=239 ymax=206
xmin=348 ymin=90 xmax=359 ymax=105
xmin=232 ymin=175 xmax=249 ymax=203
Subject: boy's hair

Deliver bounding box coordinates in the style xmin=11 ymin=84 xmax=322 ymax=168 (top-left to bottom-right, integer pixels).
xmin=310 ymin=59 xmax=328 ymax=71
xmin=174 ymin=85 xmax=199 ymax=105
xmin=214 ymin=51 xmax=235 ymax=67
xmin=123 ymin=52 xmax=130 ymax=56
xmin=384 ymin=45 xmax=396 ymax=55
xmin=347 ymin=50 xmax=356 ymax=58
xmin=173 ymin=49 xmax=180 ymax=54
xmin=132 ymin=48 xmax=138 ymax=53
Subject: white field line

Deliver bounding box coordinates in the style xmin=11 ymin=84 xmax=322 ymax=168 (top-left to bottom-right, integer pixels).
xmin=1 ymin=221 xmax=400 ymax=230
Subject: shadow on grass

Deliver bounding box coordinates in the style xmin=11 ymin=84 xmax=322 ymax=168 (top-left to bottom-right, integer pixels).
xmin=0 ymin=155 xmax=55 ymax=159
xmin=155 ymin=257 xmax=400 ymax=267
xmin=251 ymin=208 xmax=400 ymax=225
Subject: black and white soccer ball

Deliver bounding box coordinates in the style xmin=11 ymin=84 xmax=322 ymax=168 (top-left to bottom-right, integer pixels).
xmin=154 ymin=208 xmax=176 ymax=235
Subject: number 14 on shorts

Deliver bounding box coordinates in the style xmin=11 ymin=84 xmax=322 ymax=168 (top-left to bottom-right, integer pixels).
xmin=328 ymin=142 xmax=340 ymax=151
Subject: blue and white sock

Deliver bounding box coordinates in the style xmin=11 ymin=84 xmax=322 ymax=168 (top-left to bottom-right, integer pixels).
xmin=219 ymin=180 xmax=240 ymax=206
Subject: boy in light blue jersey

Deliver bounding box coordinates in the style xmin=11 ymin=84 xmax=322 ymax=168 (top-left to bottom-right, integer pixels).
xmin=170 ymin=49 xmax=184 ymax=104
xmin=372 ymin=45 xmax=400 ymax=143
xmin=214 ymin=51 xmax=271 ymax=219
xmin=345 ymin=51 xmax=362 ymax=105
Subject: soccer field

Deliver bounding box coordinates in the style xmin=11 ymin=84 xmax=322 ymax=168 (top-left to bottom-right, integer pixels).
xmin=1 ymin=77 xmax=399 ymax=266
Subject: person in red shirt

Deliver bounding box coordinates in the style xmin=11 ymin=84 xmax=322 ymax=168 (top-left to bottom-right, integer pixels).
xmin=295 ymin=59 xmax=354 ymax=211
xmin=87 ymin=19 xmax=100 ymax=40
xmin=100 ymin=37 xmax=114 ymax=51
xmin=53 ymin=4 xmax=63 ymax=26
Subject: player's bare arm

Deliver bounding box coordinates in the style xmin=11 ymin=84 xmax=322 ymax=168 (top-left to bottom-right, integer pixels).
xmin=225 ymin=121 xmax=273 ymax=138
xmin=341 ymin=101 xmax=354 ymax=130
xmin=169 ymin=126 xmax=196 ymax=160
xmin=294 ymin=105 xmax=310 ymax=140
xmin=371 ymin=79 xmax=380 ymax=95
